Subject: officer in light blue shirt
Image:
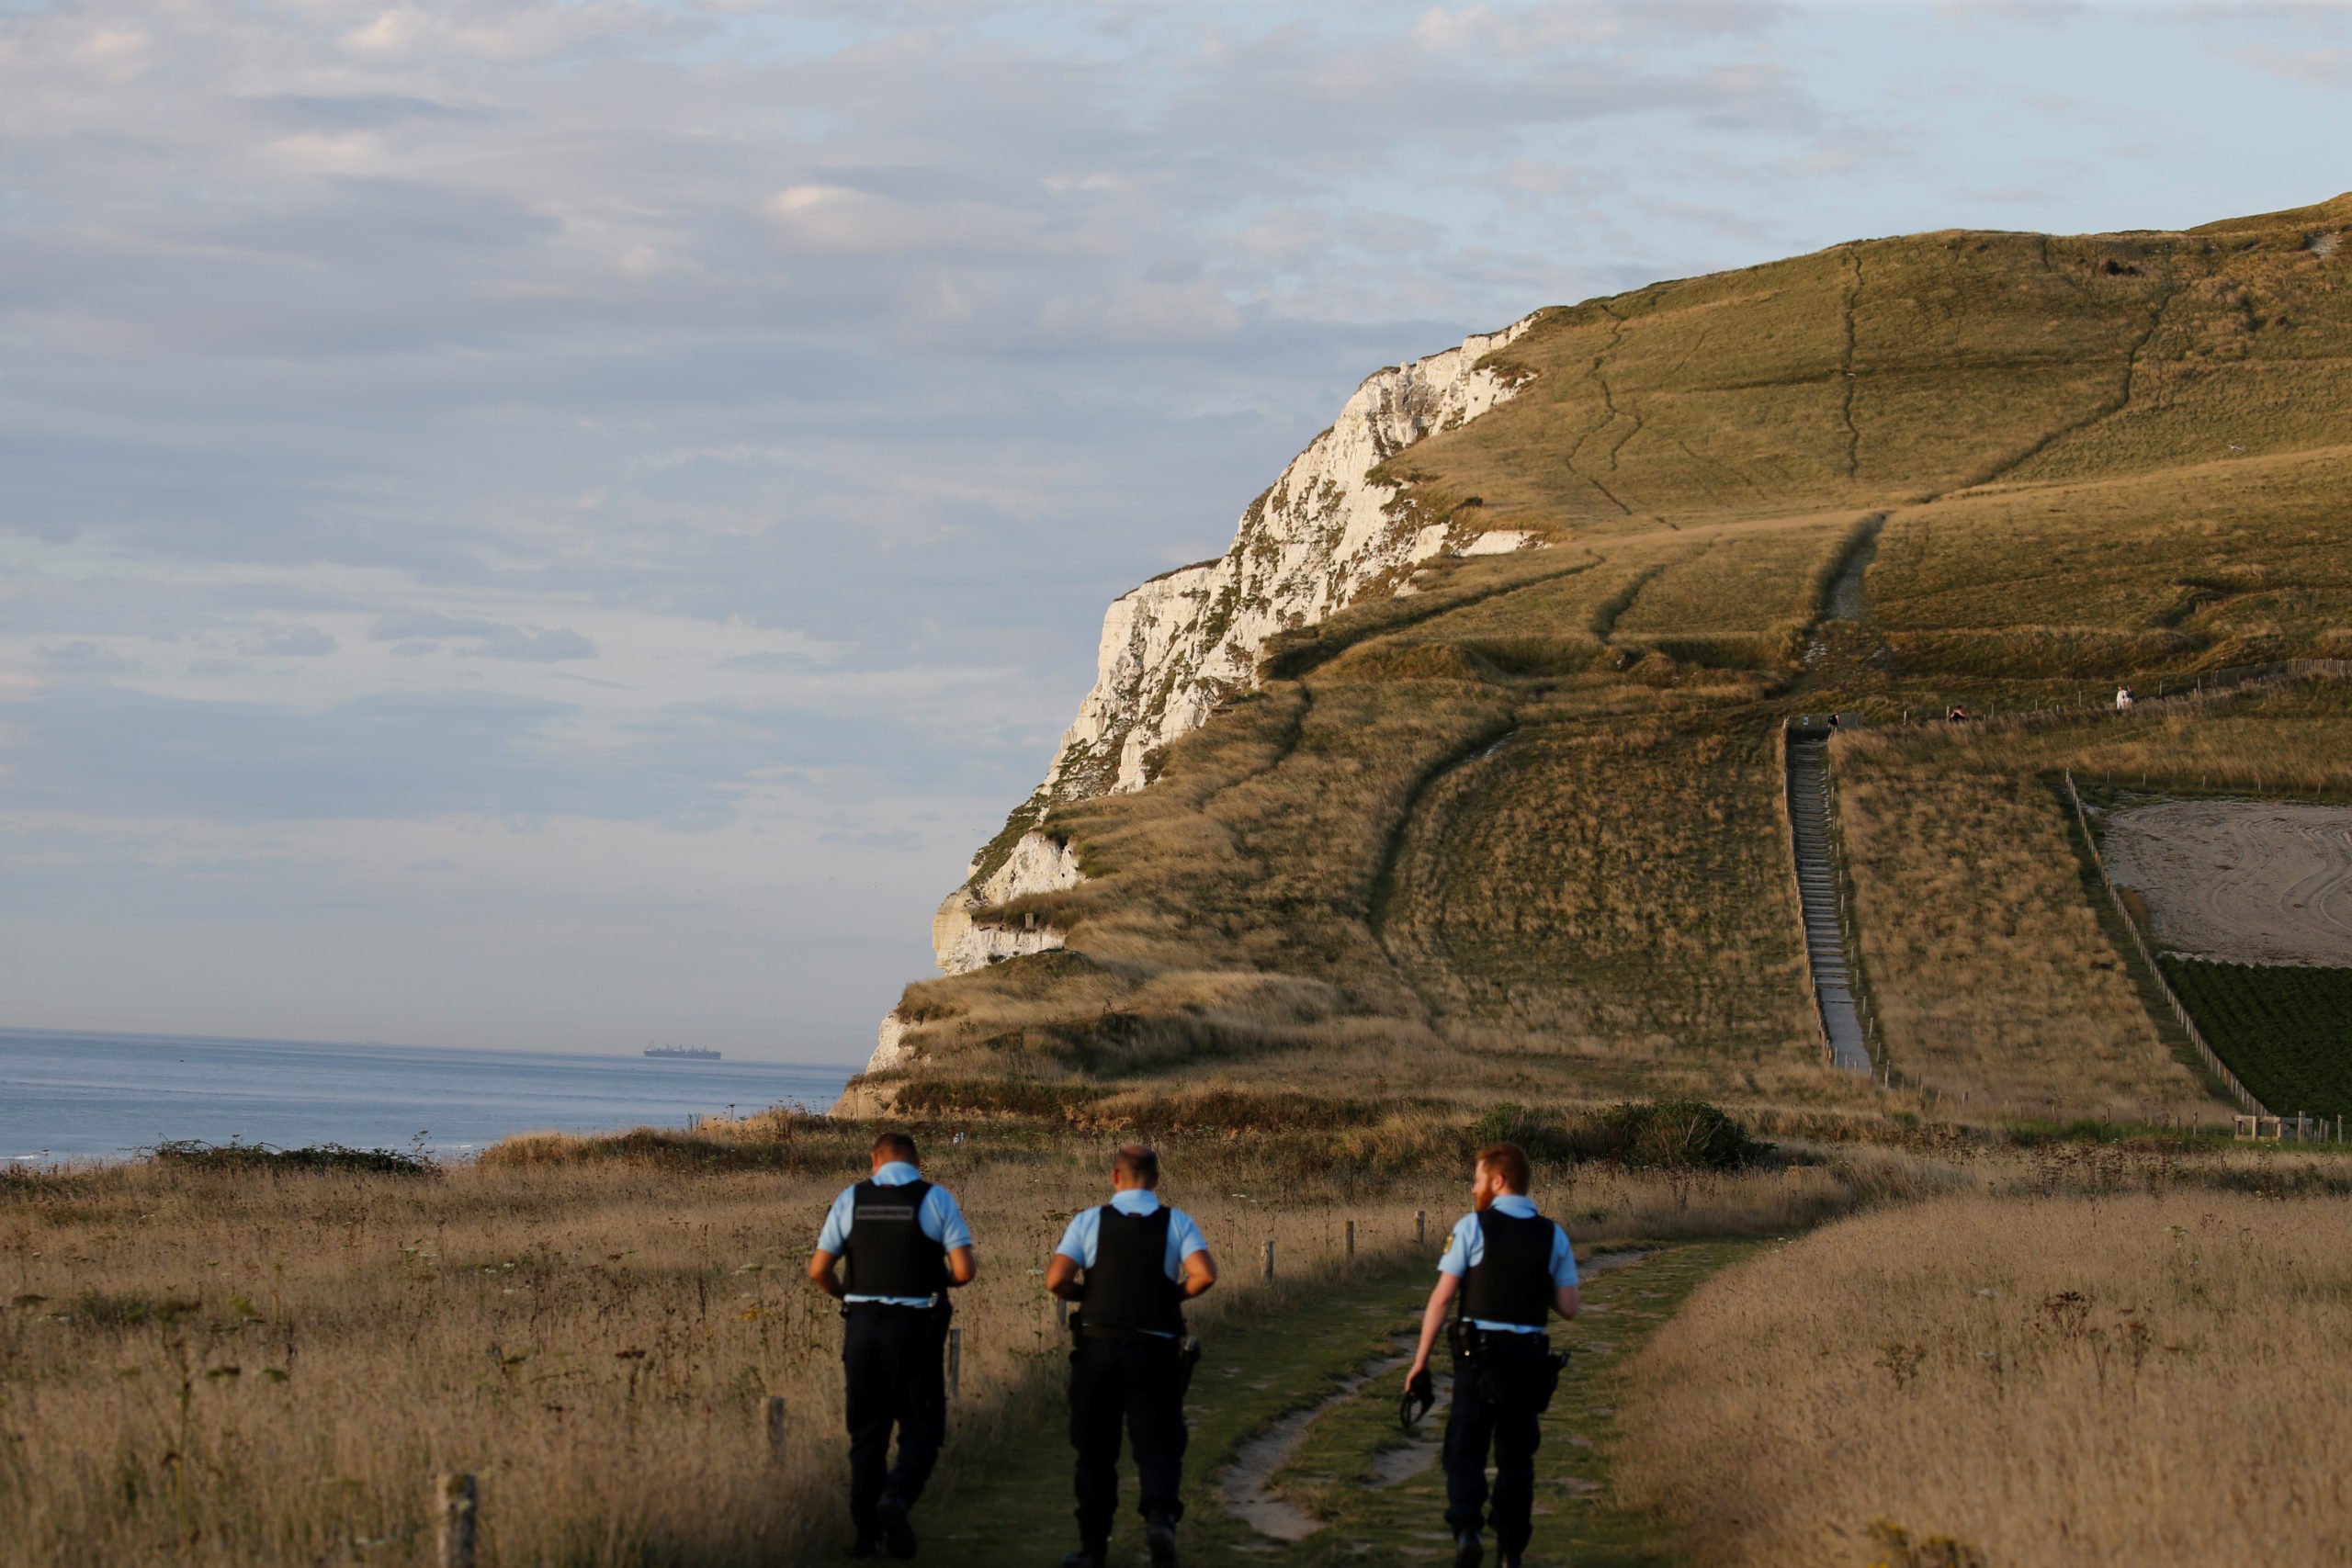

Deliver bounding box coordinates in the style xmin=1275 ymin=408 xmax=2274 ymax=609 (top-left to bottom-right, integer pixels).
xmin=1404 ymin=1141 xmax=1578 ymax=1568
xmin=1433 ymin=1198 xmax=1577 ymax=1332
xmin=1044 ymin=1145 xmax=1217 ymax=1568
xmin=808 ymin=1132 xmax=977 ymax=1559
xmin=814 ymin=1161 xmax=975 ymax=1304
xmin=1049 ymin=1194 xmax=1211 ymax=1327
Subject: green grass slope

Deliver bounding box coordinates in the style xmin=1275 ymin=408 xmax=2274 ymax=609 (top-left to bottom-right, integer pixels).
xmin=868 ymin=195 xmax=2352 ymax=1124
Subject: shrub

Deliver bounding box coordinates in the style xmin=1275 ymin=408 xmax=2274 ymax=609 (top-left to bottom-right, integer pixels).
xmin=1578 ymin=1099 xmax=1759 ymax=1170
xmin=1470 ymin=1101 xmax=1581 ymax=1164
xmin=146 ymin=1140 xmax=438 ymax=1177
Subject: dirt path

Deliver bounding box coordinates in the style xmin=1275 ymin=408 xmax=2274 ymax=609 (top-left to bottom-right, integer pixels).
xmin=2102 ymin=799 xmax=2352 ymax=965
xmin=900 ymin=1238 xmax=1764 ymax=1568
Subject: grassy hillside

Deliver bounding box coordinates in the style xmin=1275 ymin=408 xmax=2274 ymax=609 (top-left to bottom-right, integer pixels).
xmin=871 ymin=194 xmax=2352 ymax=1124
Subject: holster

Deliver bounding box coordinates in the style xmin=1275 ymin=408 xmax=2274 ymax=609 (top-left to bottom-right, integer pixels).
xmin=1452 ymin=1320 xmax=1570 ymax=1411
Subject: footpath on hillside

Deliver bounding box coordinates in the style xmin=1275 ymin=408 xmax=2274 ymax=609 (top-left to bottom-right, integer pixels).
xmin=871 ymin=1238 xmax=1766 ymax=1568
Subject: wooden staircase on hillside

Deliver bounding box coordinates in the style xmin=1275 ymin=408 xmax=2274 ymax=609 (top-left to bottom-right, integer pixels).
xmin=1785 ymin=728 xmax=1874 ymax=1075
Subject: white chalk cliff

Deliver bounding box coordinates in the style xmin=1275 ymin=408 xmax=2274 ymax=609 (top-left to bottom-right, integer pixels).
xmin=863 ymin=313 xmax=1542 ymax=1076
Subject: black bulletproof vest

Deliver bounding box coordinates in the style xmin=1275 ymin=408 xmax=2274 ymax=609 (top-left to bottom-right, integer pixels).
xmin=1080 ymin=1205 xmax=1185 ymax=1339
xmin=841 ymin=1179 xmax=948 ymax=1300
xmin=1458 ymin=1207 xmax=1555 ymax=1328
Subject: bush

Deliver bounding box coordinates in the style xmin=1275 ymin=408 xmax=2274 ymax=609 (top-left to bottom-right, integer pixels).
xmin=147 ymin=1140 xmax=438 ymax=1177
xmin=1468 ymin=1101 xmax=1580 ymax=1164
xmin=1581 ymin=1098 xmax=1759 ymax=1170
xmin=1472 ymin=1098 xmax=1758 ymax=1170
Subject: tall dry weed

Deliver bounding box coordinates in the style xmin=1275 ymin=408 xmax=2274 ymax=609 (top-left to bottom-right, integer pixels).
xmin=1618 ymin=1190 xmax=2352 ymax=1566
xmin=1833 ymin=753 xmax=2204 ymax=1115
xmin=9 ymin=1130 xmax=1826 ymax=1568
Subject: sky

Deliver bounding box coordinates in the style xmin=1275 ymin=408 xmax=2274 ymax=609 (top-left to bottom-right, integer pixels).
xmin=3 ymin=0 xmax=2348 ymax=1064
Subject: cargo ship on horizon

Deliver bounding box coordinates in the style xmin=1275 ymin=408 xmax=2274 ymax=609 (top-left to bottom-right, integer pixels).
xmin=643 ymin=1043 xmax=721 ymax=1061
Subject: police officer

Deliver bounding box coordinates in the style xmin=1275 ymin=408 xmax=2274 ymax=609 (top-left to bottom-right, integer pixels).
xmin=1044 ymin=1144 xmax=1216 ymax=1568
xmin=808 ymin=1130 xmax=977 ymax=1559
xmin=1403 ymin=1141 xmax=1579 ymax=1568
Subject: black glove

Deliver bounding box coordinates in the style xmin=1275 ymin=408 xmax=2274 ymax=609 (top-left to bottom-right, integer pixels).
xmin=1399 ymin=1368 xmax=1436 ymax=1430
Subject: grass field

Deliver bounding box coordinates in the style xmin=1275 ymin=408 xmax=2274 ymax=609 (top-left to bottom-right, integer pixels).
xmin=1618 ymin=1191 xmax=2352 ymax=1567
xmin=0 ymin=1122 xmax=1855 ymax=1568
xmin=17 ymin=1105 xmax=2352 ymax=1567
xmin=2160 ymin=958 xmax=2352 ymax=1118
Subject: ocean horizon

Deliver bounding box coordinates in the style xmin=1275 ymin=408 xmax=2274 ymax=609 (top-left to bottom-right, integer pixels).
xmin=1 ymin=1026 xmax=859 ymax=1166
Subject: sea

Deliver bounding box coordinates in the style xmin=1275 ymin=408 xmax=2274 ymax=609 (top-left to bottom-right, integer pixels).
xmin=0 ymin=1027 xmax=857 ymax=1166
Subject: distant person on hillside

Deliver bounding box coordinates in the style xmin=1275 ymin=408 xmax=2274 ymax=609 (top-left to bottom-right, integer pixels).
xmin=1403 ymin=1142 xmax=1579 ymax=1568
xmin=1947 ymin=705 xmax=1969 ymax=722
xmin=2116 ymin=686 xmax=2135 ymax=711
xmin=1046 ymin=1144 xmax=1216 ymax=1568
xmin=808 ymin=1130 xmax=978 ymax=1560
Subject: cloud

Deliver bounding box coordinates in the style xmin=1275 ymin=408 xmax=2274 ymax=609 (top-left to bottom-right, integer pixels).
xmin=368 ymin=611 xmax=595 ymax=662
xmin=255 ymin=625 xmax=338 ymax=656
xmin=37 ymin=641 xmax=136 ymax=676
xmin=2233 ymin=42 xmax=2352 ymax=84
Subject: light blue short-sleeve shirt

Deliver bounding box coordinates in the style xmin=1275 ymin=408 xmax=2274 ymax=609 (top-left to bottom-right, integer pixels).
xmin=1436 ymin=1194 xmax=1577 ymax=1334
xmin=1053 ymin=1190 xmax=1210 ymax=1338
xmin=817 ymin=1162 xmax=973 ymax=1307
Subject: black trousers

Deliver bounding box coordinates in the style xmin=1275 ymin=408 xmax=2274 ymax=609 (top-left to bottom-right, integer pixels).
xmin=1442 ymin=1332 xmax=1550 ymax=1552
xmin=842 ymin=1306 xmax=948 ymax=1530
xmin=1068 ymin=1335 xmax=1189 ymax=1543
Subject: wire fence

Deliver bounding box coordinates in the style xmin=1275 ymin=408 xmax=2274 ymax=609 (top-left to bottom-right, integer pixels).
xmin=1894 ymin=658 xmax=2352 ymax=734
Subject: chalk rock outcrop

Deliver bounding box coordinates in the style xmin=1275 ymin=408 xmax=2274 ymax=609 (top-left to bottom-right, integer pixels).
xmin=860 ymin=315 xmax=1540 ymax=1083
xmin=1038 ymin=314 xmax=1542 ymax=805
xmin=931 ymin=830 xmax=1084 ymax=974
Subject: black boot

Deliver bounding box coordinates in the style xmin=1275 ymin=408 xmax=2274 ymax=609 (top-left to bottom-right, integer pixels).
xmin=1144 ymin=1509 xmax=1181 ymax=1568
xmin=876 ymin=1493 xmax=916 ymax=1560
xmin=848 ymin=1525 xmax=881 ymax=1559
xmin=1059 ymin=1545 xmax=1107 ymax=1568
xmin=1453 ymin=1529 xmax=1484 ymax=1568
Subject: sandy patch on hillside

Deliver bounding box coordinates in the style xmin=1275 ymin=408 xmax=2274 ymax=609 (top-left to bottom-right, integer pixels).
xmin=2101 ymin=799 xmax=2352 ymax=966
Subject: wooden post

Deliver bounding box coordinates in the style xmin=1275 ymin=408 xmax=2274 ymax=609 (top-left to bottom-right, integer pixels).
xmin=1263 ymin=1240 xmax=1274 ymax=1281
xmin=1345 ymin=1220 xmax=1355 ymax=1257
xmin=1056 ymin=1298 xmax=1069 ymax=1331
xmin=763 ymin=1396 xmax=786 ymax=1463
xmin=947 ymin=1328 xmax=962 ymax=1401
xmin=1417 ymin=1210 xmax=1427 ymax=1244
xmin=435 ymin=1473 xmax=477 ymax=1568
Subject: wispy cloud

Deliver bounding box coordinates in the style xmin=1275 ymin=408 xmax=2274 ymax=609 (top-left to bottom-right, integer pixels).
xmin=2 ymin=0 xmax=2346 ymax=1055
xmin=368 ymin=611 xmax=596 ymax=662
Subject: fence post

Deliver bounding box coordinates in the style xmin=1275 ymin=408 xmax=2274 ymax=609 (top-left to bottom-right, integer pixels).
xmin=947 ymin=1328 xmax=962 ymax=1401
xmin=1345 ymin=1220 xmax=1355 ymax=1258
xmin=1263 ymin=1240 xmax=1275 ymax=1281
xmin=1417 ymin=1209 xmax=1427 ymax=1244
xmin=435 ymin=1473 xmax=477 ymax=1568
xmin=763 ymin=1396 xmax=787 ymax=1464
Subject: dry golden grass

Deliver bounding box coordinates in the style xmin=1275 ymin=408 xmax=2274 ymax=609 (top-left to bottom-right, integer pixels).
xmin=1618 ymin=1190 xmax=2352 ymax=1567
xmin=1385 ymin=198 xmax=2352 ymax=543
xmin=1377 ymin=710 xmax=1815 ymax=1064
xmin=1613 ymin=513 xmax=1864 ymax=639
xmin=1870 ymin=446 xmax=2352 ymax=660
xmin=1843 ymin=679 xmax=2352 ymax=797
xmin=0 ymin=1127 xmax=1874 ymax=1568
xmin=1832 ymin=749 xmax=2205 ymax=1117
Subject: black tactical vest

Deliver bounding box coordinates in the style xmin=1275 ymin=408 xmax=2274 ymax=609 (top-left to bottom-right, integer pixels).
xmin=841 ymin=1179 xmax=948 ymax=1301
xmin=1080 ymin=1205 xmax=1185 ymax=1339
xmin=1458 ymin=1207 xmax=1556 ymax=1328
